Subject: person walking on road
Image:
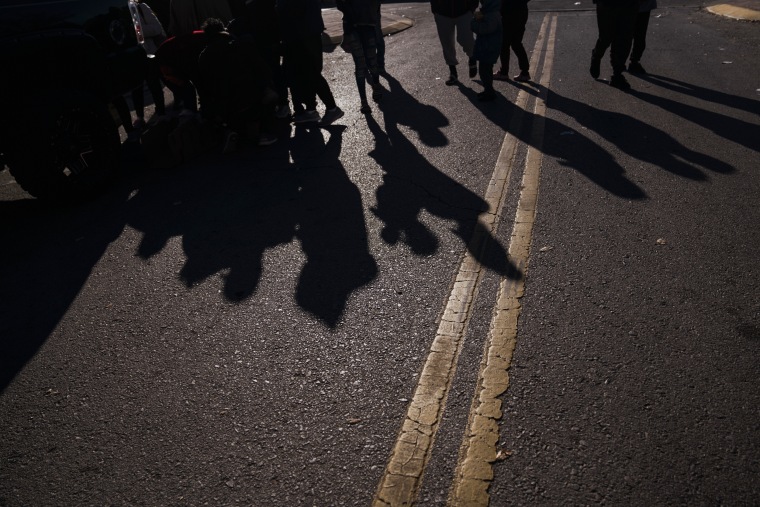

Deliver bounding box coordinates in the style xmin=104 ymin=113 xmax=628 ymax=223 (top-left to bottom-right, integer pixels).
xmin=337 ymin=0 xmax=384 ymax=114
xmin=589 ymin=0 xmax=638 ymax=90
xmin=493 ymin=0 xmax=531 ymax=82
xmin=627 ymin=0 xmax=657 ymax=74
xmin=277 ymin=0 xmax=344 ymax=126
xmin=431 ymin=0 xmax=479 ymax=86
xmin=471 ymin=0 xmax=502 ymax=101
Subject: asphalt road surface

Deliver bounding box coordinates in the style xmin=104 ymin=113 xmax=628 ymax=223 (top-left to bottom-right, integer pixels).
xmin=1 ymin=1 xmax=759 ymax=506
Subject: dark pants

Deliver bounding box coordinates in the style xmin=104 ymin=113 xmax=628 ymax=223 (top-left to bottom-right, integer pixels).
xmin=499 ymin=5 xmax=530 ymax=74
xmin=480 ymin=62 xmax=494 ymax=91
xmin=630 ymin=10 xmax=651 ymax=63
xmin=283 ymin=34 xmax=336 ymax=114
xmin=375 ymin=24 xmax=386 ymax=70
xmin=593 ymin=1 xmax=638 ymax=75
xmin=132 ymin=56 xmax=166 ymax=118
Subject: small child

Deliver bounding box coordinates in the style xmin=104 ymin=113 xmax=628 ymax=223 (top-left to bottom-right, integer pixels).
xmin=337 ymin=0 xmax=383 ymax=113
xmin=471 ymin=0 xmax=503 ymax=101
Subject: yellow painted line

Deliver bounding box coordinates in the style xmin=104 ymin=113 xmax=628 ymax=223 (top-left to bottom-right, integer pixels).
xmin=372 ymin=14 xmax=553 ymax=507
xmin=448 ymin=14 xmax=558 ymax=507
xmin=705 ymin=4 xmax=760 ymax=21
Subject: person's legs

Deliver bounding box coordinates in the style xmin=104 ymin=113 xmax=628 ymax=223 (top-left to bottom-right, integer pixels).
xmin=131 ymin=85 xmax=145 ymax=122
xmin=286 ymin=39 xmax=318 ymax=114
xmin=145 ymin=58 xmax=166 ymax=116
xmin=496 ymin=4 xmax=511 ymax=76
xmin=302 ymin=34 xmax=336 ymax=111
xmin=345 ymin=30 xmax=370 ymax=108
xmin=375 ymin=24 xmax=386 ymax=72
xmin=454 ymin=12 xmax=475 ymax=59
xmin=629 ymin=9 xmax=651 ymax=64
xmin=510 ymin=6 xmax=530 ymax=73
xmin=610 ymin=2 xmax=637 ymax=76
xmin=591 ymin=3 xmax=614 ymax=78
xmin=454 ymin=12 xmax=477 ymax=77
xmin=478 ymin=61 xmax=496 ymax=100
xmin=434 ymin=13 xmax=459 ymax=67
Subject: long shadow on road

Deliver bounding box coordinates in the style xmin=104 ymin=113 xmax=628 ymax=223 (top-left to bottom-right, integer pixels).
xmin=0 ymin=124 xmax=378 ymax=391
xmin=371 ymin=74 xmax=518 ymax=279
xmin=127 ymin=125 xmax=377 ymax=328
xmin=0 ymin=185 xmax=130 ymax=392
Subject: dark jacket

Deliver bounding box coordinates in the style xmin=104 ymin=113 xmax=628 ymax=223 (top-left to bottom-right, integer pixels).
xmin=501 ymin=0 xmax=529 ymax=10
xmin=430 ymin=0 xmax=478 ymax=18
xmin=471 ymin=0 xmax=502 ymax=64
xmin=276 ymin=0 xmax=325 ymax=40
xmin=337 ymin=0 xmax=381 ymax=26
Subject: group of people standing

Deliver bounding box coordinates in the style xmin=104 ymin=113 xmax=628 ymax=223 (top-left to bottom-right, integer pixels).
xmin=119 ymin=0 xmax=656 ymax=155
xmin=432 ymin=0 xmax=655 ymax=98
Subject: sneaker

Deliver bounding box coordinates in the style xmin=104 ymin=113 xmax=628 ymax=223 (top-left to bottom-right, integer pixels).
xmin=513 ymin=71 xmax=531 ymax=82
xmin=493 ymin=71 xmax=510 ymax=81
xmin=477 ymin=90 xmax=496 ymax=102
xmin=360 ymin=102 xmax=371 ymax=114
xmin=371 ymin=83 xmax=383 ymax=102
xmin=319 ymin=107 xmax=344 ymax=126
xmin=590 ymin=50 xmax=601 ymax=79
xmin=610 ymin=73 xmax=631 ymax=91
xmin=293 ymin=110 xmax=320 ymax=125
xmin=258 ymin=133 xmax=278 ymax=146
xmin=468 ymin=58 xmax=478 ymax=78
xmin=275 ymin=104 xmax=291 ymax=119
xmin=627 ymin=61 xmax=646 ymax=74
xmin=222 ymin=130 xmax=239 ymax=154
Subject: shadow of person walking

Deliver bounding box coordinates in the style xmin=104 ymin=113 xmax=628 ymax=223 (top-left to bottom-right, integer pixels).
xmin=369 ymin=75 xmax=518 ymax=279
xmin=458 ymin=82 xmax=648 ymax=200
xmin=126 ymin=125 xmax=376 ymax=328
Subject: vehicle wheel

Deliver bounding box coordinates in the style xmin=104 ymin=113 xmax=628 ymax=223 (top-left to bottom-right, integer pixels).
xmin=6 ymin=90 xmax=121 ymax=203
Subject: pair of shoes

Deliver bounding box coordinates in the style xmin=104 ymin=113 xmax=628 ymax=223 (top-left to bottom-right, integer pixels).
xmin=293 ymin=110 xmax=320 ymax=125
xmin=360 ymin=101 xmax=371 ymax=114
xmin=477 ymin=90 xmax=496 ymax=102
xmin=222 ymin=130 xmax=239 ymax=154
xmin=627 ymin=61 xmax=647 ymax=74
xmin=610 ymin=73 xmax=631 ymax=91
xmin=468 ymin=57 xmax=478 ymax=78
xmin=319 ymin=107 xmax=344 ymax=126
xmin=445 ymin=65 xmax=458 ymax=85
xmin=514 ymin=71 xmax=531 ymax=82
xmin=493 ymin=71 xmax=510 ymax=81
xmin=275 ymin=104 xmax=291 ymax=119
xmin=258 ymin=133 xmax=278 ymax=146
xmin=590 ymin=50 xmax=601 ymax=79
xmin=371 ymin=83 xmax=383 ymax=102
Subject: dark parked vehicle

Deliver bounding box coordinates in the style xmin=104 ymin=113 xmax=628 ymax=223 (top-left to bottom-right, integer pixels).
xmin=0 ymin=0 xmax=148 ymax=202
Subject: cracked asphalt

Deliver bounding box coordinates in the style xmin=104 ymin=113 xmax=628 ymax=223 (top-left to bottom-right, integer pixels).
xmin=1 ymin=1 xmax=759 ymax=505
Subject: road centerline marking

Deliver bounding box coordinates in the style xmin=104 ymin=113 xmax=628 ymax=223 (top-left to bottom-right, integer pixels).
xmin=448 ymin=14 xmax=558 ymax=507
xmin=372 ymin=14 xmax=553 ymax=507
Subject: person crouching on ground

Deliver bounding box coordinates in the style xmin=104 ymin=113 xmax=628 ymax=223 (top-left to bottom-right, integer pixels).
xmin=471 ymin=0 xmax=502 ymax=101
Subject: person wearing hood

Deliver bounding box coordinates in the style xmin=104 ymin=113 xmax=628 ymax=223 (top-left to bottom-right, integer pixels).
xmin=431 ymin=0 xmax=479 ymax=86
xmin=471 ymin=0 xmax=502 ymax=101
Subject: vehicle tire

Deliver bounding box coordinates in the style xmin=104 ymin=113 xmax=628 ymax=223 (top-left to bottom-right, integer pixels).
xmin=6 ymin=90 xmax=121 ymax=203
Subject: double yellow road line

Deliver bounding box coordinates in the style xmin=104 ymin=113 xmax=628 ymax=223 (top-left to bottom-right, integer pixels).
xmin=373 ymin=14 xmax=559 ymax=507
